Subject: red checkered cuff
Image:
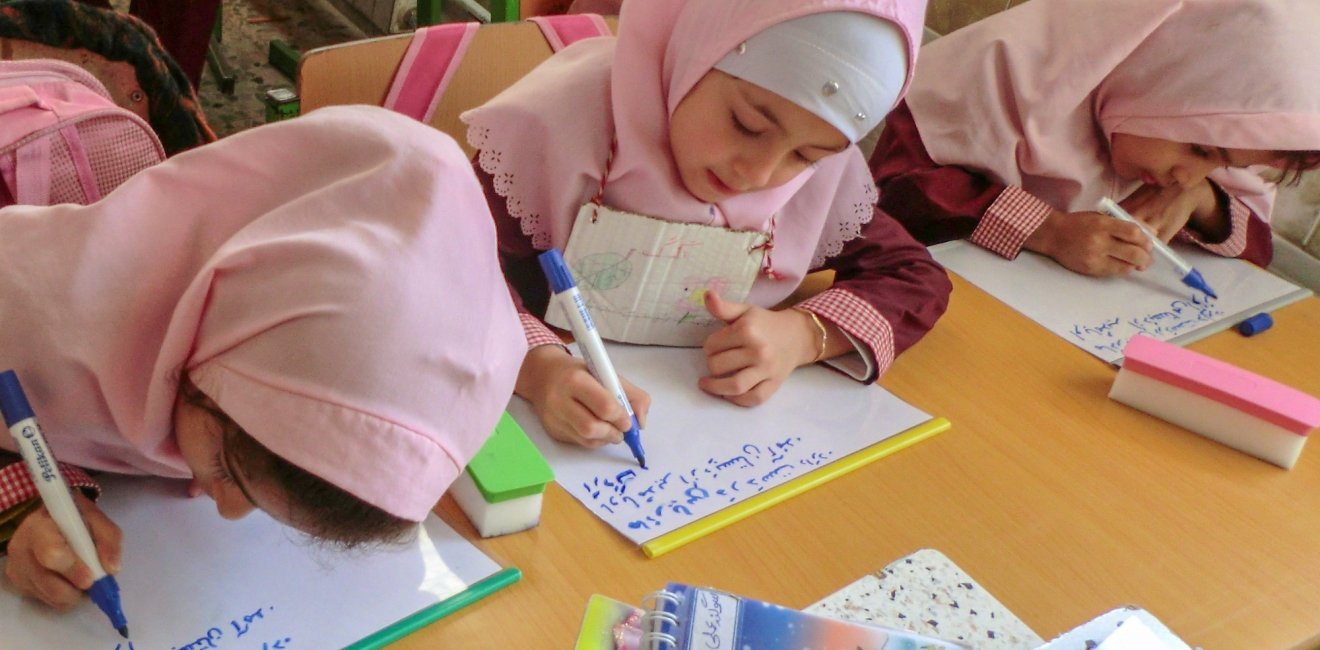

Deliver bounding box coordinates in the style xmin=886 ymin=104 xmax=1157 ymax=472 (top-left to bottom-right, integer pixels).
xmin=1177 ymin=195 xmax=1250 ymax=257
xmin=522 ymin=313 xmax=568 ymax=350
xmin=797 ymin=288 xmax=895 ymax=383
xmin=970 ymin=186 xmax=1053 ymax=259
xmin=1 ymin=460 xmax=101 ymax=513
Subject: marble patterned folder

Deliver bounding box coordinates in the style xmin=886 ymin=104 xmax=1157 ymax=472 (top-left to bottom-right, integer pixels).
xmin=805 ymin=548 xmax=1044 ymax=650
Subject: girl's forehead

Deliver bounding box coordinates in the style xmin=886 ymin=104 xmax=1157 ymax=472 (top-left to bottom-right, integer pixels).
xmin=668 ymin=7 xmax=910 ymax=143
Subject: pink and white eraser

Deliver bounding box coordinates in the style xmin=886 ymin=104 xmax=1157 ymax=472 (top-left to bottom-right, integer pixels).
xmin=1110 ymin=335 xmax=1320 ymax=469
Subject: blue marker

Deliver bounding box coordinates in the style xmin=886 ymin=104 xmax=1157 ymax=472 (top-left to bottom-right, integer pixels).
xmin=0 ymin=370 xmax=130 ymax=639
xmin=538 ymin=249 xmax=647 ymax=468
xmin=1097 ymin=197 xmax=1218 ymax=299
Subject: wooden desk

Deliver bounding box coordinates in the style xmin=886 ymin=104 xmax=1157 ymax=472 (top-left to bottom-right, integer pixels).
xmin=412 ymin=275 xmax=1319 ymax=649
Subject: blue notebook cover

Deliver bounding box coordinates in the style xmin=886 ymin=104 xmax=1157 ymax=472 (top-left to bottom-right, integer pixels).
xmin=619 ymin=582 xmax=970 ymax=650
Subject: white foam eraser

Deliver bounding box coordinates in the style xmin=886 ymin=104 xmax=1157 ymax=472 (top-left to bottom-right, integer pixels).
xmin=1110 ymin=335 xmax=1320 ymax=469
xmin=451 ymin=412 xmax=555 ymax=538
xmin=450 ymin=470 xmax=546 ymax=537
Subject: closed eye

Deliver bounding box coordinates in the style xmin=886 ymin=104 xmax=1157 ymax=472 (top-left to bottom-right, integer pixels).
xmin=732 ymin=113 xmax=759 ymax=137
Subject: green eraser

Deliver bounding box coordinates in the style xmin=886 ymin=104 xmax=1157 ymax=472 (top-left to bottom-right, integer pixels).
xmin=466 ymin=412 xmax=555 ymax=503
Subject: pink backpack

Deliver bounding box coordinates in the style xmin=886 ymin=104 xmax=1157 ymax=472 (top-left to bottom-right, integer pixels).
xmin=0 ymin=59 xmax=164 ymax=207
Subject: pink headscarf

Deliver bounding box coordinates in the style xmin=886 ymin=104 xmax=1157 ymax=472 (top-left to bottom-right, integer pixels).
xmin=463 ymin=0 xmax=928 ymax=307
xmin=0 ymin=106 xmax=525 ymax=522
xmin=905 ymin=0 xmax=1320 ymax=217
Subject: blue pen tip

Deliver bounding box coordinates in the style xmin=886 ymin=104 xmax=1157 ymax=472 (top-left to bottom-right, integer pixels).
xmin=1181 ymin=269 xmax=1218 ymax=299
xmin=623 ymin=417 xmax=647 ymax=469
xmin=88 ymin=576 xmax=128 ymax=636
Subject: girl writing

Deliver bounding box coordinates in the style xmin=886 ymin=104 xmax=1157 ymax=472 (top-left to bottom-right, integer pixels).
xmin=871 ymin=0 xmax=1320 ymax=277
xmin=0 ymin=105 xmax=524 ymax=610
xmin=462 ymin=0 xmax=950 ymax=449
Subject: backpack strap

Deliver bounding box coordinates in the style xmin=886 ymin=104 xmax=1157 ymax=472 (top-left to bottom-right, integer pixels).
xmin=59 ymin=125 xmax=103 ymax=203
xmin=528 ymin=14 xmax=610 ymax=52
xmin=383 ymin=22 xmax=480 ymax=123
xmin=11 ymin=137 xmax=52 ymax=206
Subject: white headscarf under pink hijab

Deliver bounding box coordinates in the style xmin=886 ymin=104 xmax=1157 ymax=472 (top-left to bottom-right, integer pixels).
xmin=905 ymin=0 xmax=1320 ymax=218
xmin=0 ymin=105 xmax=525 ymax=522
xmin=462 ymin=0 xmax=928 ymax=307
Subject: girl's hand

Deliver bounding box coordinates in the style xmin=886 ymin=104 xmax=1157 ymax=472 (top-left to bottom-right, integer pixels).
xmin=1024 ymin=209 xmax=1153 ymax=277
xmin=1121 ymin=181 xmax=1224 ymax=242
xmin=515 ymin=344 xmax=650 ymax=448
xmin=4 ymin=493 xmax=122 ymax=610
xmin=698 ymin=291 xmax=819 ymax=407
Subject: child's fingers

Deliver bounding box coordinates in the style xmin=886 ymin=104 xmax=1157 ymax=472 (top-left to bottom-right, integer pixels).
xmin=22 ymin=509 xmax=90 ymax=589
xmin=564 ymin=401 xmax=624 ymax=448
xmin=543 ymin=400 xmax=617 ymax=448
xmin=697 ymin=366 xmax=764 ymax=400
xmin=567 ymin=372 xmax=633 ymax=433
xmin=23 ymin=574 xmax=83 ymax=611
xmin=723 ymin=378 xmax=780 ymax=408
xmin=27 ymin=567 xmax=85 ymax=611
xmin=704 ymin=345 xmax=754 ymax=379
xmin=1106 ymin=238 xmax=1153 ymax=271
xmin=620 ymin=377 xmax=651 ymax=428
xmin=29 ymin=519 xmax=94 ymax=591
xmin=703 ymin=290 xmax=753 ymax=324
xmin=702 ymin=324 xmax=742 ymax=358
xmin=1107 ymin=221 xmax=1153 ymax=249
xmin=76 ymin=495 xmax=123 ymax=574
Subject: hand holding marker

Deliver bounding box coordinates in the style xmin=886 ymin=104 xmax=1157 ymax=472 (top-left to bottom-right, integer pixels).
xmin=538 ymin=249 xmax=647 ymax=468
xmin=0 ymin=370 xmax=130 ymax=639
xmin=1096 ymin=197 xmax=1218 ymax=298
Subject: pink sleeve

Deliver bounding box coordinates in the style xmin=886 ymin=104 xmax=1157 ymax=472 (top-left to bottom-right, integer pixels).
xmin=797 ymin=288 xmax=896 ymax=383
xmin=1 ymin=458 xmax=101 ymax=555
xmin=969 ymin=186 xmax=1054 ymax=259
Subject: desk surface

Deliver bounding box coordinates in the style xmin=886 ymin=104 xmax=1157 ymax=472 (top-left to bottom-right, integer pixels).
xmin=417 ymin=275 xmax=1320 ymax=649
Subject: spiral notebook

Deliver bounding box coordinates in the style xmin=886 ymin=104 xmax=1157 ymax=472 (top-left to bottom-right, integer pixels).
xmin=576 ymin=582 xmax=969 ymax=649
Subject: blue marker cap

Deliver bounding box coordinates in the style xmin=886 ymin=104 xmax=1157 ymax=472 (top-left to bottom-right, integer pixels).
xmin=1236 ymin=312 xmax=1273 ymax=337
xmin=0 ymin=369 xmax=35 ymax=427
xmin=538 ymin=249 xmax=577 ymax=294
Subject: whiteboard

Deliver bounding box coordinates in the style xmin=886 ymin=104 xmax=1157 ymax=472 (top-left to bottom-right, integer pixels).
xmin=0 ymin=476 xmax=500 ymax=649
xmin=510 ymin=344 xmax=933 ymax=545
xmin=930 ymin=241 xmax=1312 ymax=364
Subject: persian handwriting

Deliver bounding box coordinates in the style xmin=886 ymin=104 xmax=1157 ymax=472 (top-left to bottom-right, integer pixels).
xmin=576 ymin=436 xmax=835 ymax=531
xmin=165 ymin=605 xmax=284 ymax=650
xmin=1069 ymin=293 xmax=1222 ymax=356
xmin=698 ymin=591 xmax=726 ymax=649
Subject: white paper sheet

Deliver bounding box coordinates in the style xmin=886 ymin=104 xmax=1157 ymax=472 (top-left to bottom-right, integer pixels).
xmin=0 ymin=475 xmax=500 ymax=649
xmin=510 ymin=344 xmax=933 ymax=544
xmin=930 ymin=241 xmax=1312 ymax=364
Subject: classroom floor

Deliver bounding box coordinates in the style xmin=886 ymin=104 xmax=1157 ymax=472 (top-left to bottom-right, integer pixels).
xmin=192 ymin=0 xmax=474 ymax=138
xmin=195 ymin=0 xmax=369 ymax=138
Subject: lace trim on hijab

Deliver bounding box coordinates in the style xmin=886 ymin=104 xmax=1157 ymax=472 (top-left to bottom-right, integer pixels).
xmin=811 ymin=178 xmax=878 ymax=269
xmin=468 ymin=123 xmax=555 ymax=250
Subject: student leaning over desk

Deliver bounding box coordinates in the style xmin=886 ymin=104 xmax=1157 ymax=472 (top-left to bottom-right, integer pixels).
xmin=870 ymin=0 xmax=1320 ymax=278
xmin=462 ymin=0 xmax=952 ymax=450
xmin=0 ymin=105 xmax=524 ymax=611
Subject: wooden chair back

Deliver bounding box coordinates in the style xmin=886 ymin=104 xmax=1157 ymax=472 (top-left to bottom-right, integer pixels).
xmin=298 ymin=18 xmax=615 ymax=157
